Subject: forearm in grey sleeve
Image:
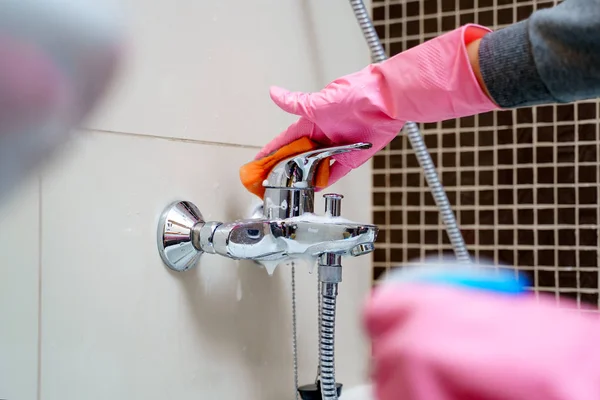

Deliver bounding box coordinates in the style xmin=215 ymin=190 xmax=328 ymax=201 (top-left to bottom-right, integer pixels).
xmin=478 ymin=0 xmax=600 ymax=108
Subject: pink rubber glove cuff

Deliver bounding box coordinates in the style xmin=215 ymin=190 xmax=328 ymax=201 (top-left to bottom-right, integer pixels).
xmin=373 ymin=23 xmax=497 ymax=122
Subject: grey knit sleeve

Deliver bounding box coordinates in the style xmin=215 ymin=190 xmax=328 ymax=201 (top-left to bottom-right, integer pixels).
xmin=478 ymin=0 xmax=600 ymax=108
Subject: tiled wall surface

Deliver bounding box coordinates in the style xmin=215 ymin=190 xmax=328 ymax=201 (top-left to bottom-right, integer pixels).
xmin=372 ymin=0 xmax=600 ymax=307
xmin=0 ymin=1 xmax=374 ymax=399
xmin=0 ymin=179 xmax=40 ymax=400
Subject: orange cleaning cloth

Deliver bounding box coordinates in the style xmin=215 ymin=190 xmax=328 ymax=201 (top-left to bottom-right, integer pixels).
xmin=240 ymin=137 xmax=330 ymax=199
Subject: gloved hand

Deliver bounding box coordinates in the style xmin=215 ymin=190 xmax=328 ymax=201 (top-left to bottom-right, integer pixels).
xmin=256 ymin=24 xmax=497 ymax=187
xmin=364 ymin=262 xmax=600 ymax=400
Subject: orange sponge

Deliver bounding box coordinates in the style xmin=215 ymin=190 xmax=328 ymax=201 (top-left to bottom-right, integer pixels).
xmin=240 ymin=137 xmax=330 ymax=199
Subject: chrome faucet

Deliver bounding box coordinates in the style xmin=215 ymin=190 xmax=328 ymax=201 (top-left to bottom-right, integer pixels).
xmin=262 ymin=142 xmax=371 ymax=219
xmin=156 ymin=142 xmax=379 ymax=400
xmin=157 ymin=142 xmax=378 ymax=272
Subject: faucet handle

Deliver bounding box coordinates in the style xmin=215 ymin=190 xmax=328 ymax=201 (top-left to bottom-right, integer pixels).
xmin=297 ymin=142 xmax=372 ymax=165
xmin=266 ymin=142 xmax=372 ymax=189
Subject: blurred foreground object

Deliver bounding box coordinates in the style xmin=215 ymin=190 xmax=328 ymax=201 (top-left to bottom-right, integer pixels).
xmin=364 ymin=260 xmax=600 ymax=400
xmin=0 ymin=0 xmax=124 ymax=198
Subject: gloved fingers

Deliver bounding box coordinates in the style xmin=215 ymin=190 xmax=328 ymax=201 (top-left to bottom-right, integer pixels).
xmin=270 ymin=86 xmax=326 ymax=120
xmin=323 ymin=140 xmax=386 ymax=187
xmin=254 ymin=117 xmax=315 ymax=160
xmin=254 ymin=129 xmax=293 ymax=160
xmin=269 ymin=86 xmax=308 ymax=117
xmin=324 ymin=162 xmax=352 ymax=188
xmin=329 ymin=124 xmax=402 ymax=169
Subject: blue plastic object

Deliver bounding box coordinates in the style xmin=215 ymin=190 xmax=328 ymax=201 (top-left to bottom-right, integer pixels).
xmin=385 ymin=260 xmax=530 ymax=295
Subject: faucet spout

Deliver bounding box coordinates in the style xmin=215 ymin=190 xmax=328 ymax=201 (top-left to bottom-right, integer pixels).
xmin=194 ymin=215 xmax=378 ymax=262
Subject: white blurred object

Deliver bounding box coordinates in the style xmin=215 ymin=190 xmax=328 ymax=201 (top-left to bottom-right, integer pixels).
xmin=339 ymin=384 xmax=375 ymax=400
xmin=0 ymin=0 xmax=124 ymax=199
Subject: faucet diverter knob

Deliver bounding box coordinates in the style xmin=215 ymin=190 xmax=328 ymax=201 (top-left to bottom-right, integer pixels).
xmin=323 ymin=193 xmax=343 ymax=217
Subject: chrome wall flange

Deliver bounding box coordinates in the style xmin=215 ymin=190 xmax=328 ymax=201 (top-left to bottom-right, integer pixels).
xmin=157 ymin=200 xmax=204 ymax=272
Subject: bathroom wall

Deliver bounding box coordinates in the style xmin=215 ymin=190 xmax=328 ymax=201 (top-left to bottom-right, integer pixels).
xmin=0 ymin=1 xmax=374 ymax=399
xmin=372 ymin=0 xmax=600 ymax=308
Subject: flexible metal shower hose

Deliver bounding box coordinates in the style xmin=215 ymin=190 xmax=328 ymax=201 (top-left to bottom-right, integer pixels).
xmin=319 ymin=284 xmax=338 ymax=400
xmin=349 ymin=0 xmax=472 ymax=264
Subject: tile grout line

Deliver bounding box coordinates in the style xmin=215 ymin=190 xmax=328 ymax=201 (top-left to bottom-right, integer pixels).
xmin=372 ymin=0 xmax=600 ymax=305
xmin=81 ymin=128 xmax=263 ymax=150
xmin=36 ymin=175 xmax=43 ymax=400
xmin=596 ymin=101 xmax=600 ymax=309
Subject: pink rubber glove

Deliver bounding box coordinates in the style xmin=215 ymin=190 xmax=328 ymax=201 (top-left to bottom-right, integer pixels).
xmin=257 ymin=24 xmax=497 ymax=186
xmin=365 ymin=266 xmax=600 ymax=400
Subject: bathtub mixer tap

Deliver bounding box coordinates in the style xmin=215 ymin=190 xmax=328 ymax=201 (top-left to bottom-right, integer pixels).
xmin=157 ymin=142 xmax=378 ymax=400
